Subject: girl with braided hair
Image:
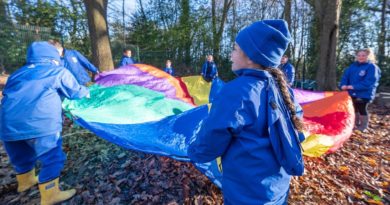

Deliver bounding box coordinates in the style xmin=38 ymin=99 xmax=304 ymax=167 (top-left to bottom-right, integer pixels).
xmin=188 ymin=20 xmax=305 ymax=204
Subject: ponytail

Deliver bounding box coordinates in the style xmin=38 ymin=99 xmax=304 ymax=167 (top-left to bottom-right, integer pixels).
xmin=265 ymin=68 xmax=304 ymax=132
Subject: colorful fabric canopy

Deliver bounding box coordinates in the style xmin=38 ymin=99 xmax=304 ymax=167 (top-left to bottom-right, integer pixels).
xmin=63 ymin=64 xmax=355 ymax=187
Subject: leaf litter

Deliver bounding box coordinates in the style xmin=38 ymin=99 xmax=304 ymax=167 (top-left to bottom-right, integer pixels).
xmin=0 ymin=103 xmax=388 ymax=204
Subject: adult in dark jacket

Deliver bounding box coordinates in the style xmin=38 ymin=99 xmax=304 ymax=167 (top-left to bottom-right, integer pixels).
xmin=278 ymin=55 xmax=295 ymax=86
xmin=188 ymin=20 xmax=305 ymax=205
xmin=340 ymin=48 xmax=381 ymax=132
xmin=0 ymin=42 xmax=89 ymax=204
xmin=118 ymin=48 xmax=136 ymax=67
xmin=201 ymin=55 xmax=218 ymax=82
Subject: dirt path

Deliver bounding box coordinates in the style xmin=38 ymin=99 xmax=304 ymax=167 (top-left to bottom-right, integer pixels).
xmin=0 ymin=103 xmax=388 ymax=204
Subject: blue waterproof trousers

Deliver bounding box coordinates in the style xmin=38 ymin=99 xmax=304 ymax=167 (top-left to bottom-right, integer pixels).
xmin=2 ymin=134 xmax=66 ymax=183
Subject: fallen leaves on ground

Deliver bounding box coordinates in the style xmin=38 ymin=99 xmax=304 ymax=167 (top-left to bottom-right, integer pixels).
xmin=0 ymin=103 xmax=388 ymax=204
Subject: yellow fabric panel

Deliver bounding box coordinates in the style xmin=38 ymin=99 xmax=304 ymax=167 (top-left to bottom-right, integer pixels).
xmin=181 ymin=76 xmax=212 ymax=105
xmin=301 ymin=133 xmax=334 ymax=157
xmin=216 ymin=157 xmax=223 ymax=173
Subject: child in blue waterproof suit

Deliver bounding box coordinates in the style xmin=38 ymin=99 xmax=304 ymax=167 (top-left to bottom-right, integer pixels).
xmin=188 ymin=20 xmax=305 ymax=204
xmin=163 ymin=59 xmax=175 ymax=76
xmin=0 ymin=42 xmax=89 ymax=205
xmin=201 ymin=55 xmax=218 ymax=82
xmin=340 ymin=48 xmax=381 ymax=132
xmin=48 ymin=40 xmax=99 ymax=85
xmin=118 ymin=48 xmax=136 ymax=67
xmin=278 ymin=55 xmax=295 ymax=86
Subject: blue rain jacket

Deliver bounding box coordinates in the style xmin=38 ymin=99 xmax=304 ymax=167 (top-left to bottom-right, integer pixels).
xmin=62 ymin=49 xmax=98 ymax=85
xmin=164 ymin=67 xmax=174 ymax=76
xmin=340 ymin=62 xmax=381 ymax=101
xmin=188 ymin=68 xmax=304 ymax=205
xmin=201 ymin=61 xmax=218 ymax=80
xmin=279 ymin=62 xmax=295 ymax=84
xmin=1 ymin=42 xmax=89 ymax=141
xmin=118 ymin=56 xmax=136 ymax=67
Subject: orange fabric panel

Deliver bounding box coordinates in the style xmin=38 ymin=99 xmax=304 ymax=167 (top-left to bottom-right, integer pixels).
xmin=135 ymin=64 xmax=194 ymax=105
xmin=302 ymin=92 xmax=351 ymax=117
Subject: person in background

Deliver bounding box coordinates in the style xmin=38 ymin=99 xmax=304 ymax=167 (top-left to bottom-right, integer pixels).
xmin=340 ymin=48 xmax=381 ymax=132
xmin=278 ymin=55 xmax=295 ymax=86
xmin=0 ymin=41 xmax=89 ymax=205
xmin=48 ymin=40 xmax=99 ymax=85
xmin=163 ymin=59 xmax=175 ymax=76
xmin=118 ymin=48 xmax=136 ymax=67
xmin=201 ymin=54 xmax=218 ymax=82
xmin=188 ymin=20 xmax=305 ymax=204
xmin=0 ymin=65 xmax=5 ymax=75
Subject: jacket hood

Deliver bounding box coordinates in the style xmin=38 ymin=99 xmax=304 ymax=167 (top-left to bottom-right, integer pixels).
xmin=27 ymin=41 xmax=61 ymax=64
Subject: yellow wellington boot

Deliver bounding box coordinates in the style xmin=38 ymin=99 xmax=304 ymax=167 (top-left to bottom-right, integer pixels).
xmin=16 ymin=169 xmax=38 ymax=192
xmin=38 ymin=178 xmax=76 ymax=205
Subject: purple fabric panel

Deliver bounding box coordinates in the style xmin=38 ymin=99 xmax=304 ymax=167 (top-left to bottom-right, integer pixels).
xmin=95 ymin=65 xmax=178 ymax=99
xmin=293 ymin=89 xmax=326 ymax=104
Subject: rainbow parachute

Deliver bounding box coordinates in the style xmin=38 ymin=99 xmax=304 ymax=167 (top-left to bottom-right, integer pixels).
xmin=63 ymin=64 xmax=355 ymax=186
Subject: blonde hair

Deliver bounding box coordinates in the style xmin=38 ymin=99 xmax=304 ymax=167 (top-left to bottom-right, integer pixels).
xmin=356 ymin=48 xmax=376 ymax=64
xmin=265 ymin=67 xmax=304 ymax=132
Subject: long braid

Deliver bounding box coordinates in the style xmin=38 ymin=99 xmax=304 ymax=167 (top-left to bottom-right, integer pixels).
xmin=265 ymin=68 xmax=304 ymax=132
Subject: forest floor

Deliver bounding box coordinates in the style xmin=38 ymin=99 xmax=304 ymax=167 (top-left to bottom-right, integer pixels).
xmin=0 ymin=77 xmax=389 ymax=205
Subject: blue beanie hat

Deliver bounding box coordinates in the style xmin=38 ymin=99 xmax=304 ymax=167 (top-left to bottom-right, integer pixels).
xmin=235 ymin=20 xmax=291 ymax=68
xmin=27 ymin=41 xmax=61 ymax=64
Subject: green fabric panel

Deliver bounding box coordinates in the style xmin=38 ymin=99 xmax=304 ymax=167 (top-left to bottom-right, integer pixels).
xmin=62 ymin=84 xmax=194 ymax=124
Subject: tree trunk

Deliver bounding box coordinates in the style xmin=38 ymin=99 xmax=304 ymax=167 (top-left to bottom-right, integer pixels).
xmin=179 ymin=0 xmax=191 ymax=66
xmin=211 ymin=0 xmax=233 ymax=62
xmin=84 ymin=0 xmax=114 ymax=71
xmin=122 ymin=0 xmax=126 ymax=47
xmin=313 ymin=0 xmax=342 ymax=90
xmin=284 ymin=0 xmax=292 ymax=56
xmin=0 ymin=0 xmax=7 ymax=19
xmin=378 ymin=0 xmax=387 ymax=68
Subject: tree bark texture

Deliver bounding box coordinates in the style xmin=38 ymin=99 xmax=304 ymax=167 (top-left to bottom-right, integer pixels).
xmin=284 ymin=0 xmax=292 ymax=56
xmin=211 ymin=0 xmax=233 ymax=62
xmin=84 ymin=0 xmax=114 ymax=71
xmin=313 ymin=0 xmax=342 ymax=90
xmin=378 ymin=0 xmax=387 ymax=68
xmin=179 ymin=0 xmax=191 ymax=66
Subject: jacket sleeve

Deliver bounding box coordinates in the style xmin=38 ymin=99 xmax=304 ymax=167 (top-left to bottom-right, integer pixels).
xmin=75 ymin=51 xmax=98 ymax=73
xmin=188 ymin=87 xmax=254 ymax=163
xmin=129 ymin=57 xmax=135 ymax=64
xmin=118 ymin=57 xmax=126 ymax=67
xmin=212 ymin=64 xmax=218 ymax=76
xmin=287 ymin=64 xmax=295 ymax=84
xmin=57 ymin=69 xmax=89 ymax=99
xmin=339 ymin=67 xmax=350 ymax=88
xmin=352 ymin=64 xmax=381 ymax=91
xmin=201 ymin=63 xmax=206 ymax=74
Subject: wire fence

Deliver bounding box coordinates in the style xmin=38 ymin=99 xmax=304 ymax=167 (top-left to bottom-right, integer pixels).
xmin=0 ymin=22 xmax=59 ymax=73
xmin=0 ymin=22 xmax=235 ymax=80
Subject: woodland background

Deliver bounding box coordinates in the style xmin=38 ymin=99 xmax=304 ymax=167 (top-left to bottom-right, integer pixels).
xmin=0 ymin=0 xmax=389 ymax=90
